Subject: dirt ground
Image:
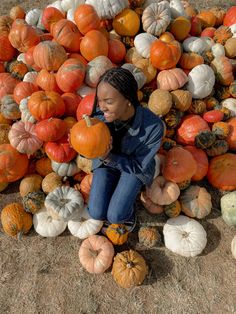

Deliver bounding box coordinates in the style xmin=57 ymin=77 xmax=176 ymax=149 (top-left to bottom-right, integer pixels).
xmin=0 ymin=1 xmax=236 ymax=314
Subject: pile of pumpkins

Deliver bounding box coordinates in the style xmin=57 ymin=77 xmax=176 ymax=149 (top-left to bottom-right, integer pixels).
xmin=0 ymin=0 xmax=236 ymax=287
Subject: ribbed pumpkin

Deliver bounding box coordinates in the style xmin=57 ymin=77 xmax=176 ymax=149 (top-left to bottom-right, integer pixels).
xmin=13 ymin=81 xmax=39 ymax=105
xmin=169 ymin=16 xmax=191 ymax=41
xmin=35 ymin=157 xmax=53 ymax=177
xmin=148 ymin=89 xmax=172 ymax=117
xmin=162 ymin=146 xmax=197 ymax=183
xmin=138 ymin=226 xmax=160 ymax=248
xmin=74 ymin=4 xmax=100 ymax=35
xmin=105 ymin=224 xmax=129 ymax=245
xmin=41 ymin=172 xmax=63 ymax=194
xmin=140 ymin=190 xmax=163 ymax=214
xmin=1 ymin=203 xmax=32 ymax=237
xmin=80 ymin=30 xmax=108 ymax=62
xmin=0 ymin=35 xmax=15 ymax=62
xmin=112 ymin=8 xmax=140 ymax=37
xmin=226 ymin=117 xmax=236 ymax=150
xmin=184 ymin=146 xmax=209 ymax=181
xmin=35 ymin=118 xmax=67 ymax=142
xmin=180 ymin=185 xmax=212 ymax=219
xmin=195 ymin=130 xmax=216 ymax=149
xmin=211 ymin=56 xmax=234 ymax=86
xmin=176 ymin=114 xmax=210 ymax=145
xmin=207 ymin=153 xmax=236 ymax=190
xmin=212 ymin=121 xmax=230 ymax=139
xmin=206 ymin=139 xmax=229 ymax=156
xmin=188 ymin=99 xmax=206 ymax=115
xmin=171 ymin=89 xmax=192 ymax=112
xmin=1 ymin=94 xmax=21 ymax=120
xmin=70 ymin=115 xmax=111 ymax=159
xmin=22 ymin=190 xmax=45 ymax=214
xmin=36 ymin=69 xmax=62 ymax=93
xmin=0 ymin=73 xmax=19 ymax=101
xmin=156 ymin=68 xmax=188 ymax=91
xmin=163 ymin=200 xmax=181 ymax=218
xmin=0 ymin=144 xmax=29 ymax=182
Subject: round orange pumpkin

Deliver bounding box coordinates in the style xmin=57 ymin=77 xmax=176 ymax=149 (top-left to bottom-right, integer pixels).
xmin=13 ymin=81 xmax=39 ymax=104
xmin=36 ymin=69 xmax=62 ymax=93
xmin=0 ymin=35 xmax=16 ymax=62
xmin=184 ymin=146 xmax=209 ymax=181
xmin=41 ymin=6 xmax=65 ymax=32
xmin=80 ymin=30 xmax=108 ymax=61
xmin=74 ymin=4 xmax=100 ymax=35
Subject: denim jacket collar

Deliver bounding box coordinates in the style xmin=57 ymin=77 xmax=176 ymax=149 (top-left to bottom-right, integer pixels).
xmin=127 ymin=106 xmax=142 ymax=136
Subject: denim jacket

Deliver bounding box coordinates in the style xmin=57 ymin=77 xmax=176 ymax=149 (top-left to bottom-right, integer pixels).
xmin=92 ymin=105 xmax=164 ymax=186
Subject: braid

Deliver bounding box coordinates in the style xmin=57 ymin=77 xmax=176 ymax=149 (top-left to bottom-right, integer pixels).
xmin=93 ymin=67 xmax=140 ymax=112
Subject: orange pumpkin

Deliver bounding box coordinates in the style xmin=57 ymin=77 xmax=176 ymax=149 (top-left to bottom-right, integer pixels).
xmin=41 ymin=6 xmax=65 ymax=32
xmin=79 ymin=173 xmax=93 ymax=203
xmin=51 ymin=19 xmax=82 ymax=52
xmin=76 ymin=93 xmax=95 ymax=121
xmin=197 ymin=10 xmax=216 ymax=28
xmin=35 ymin=157 xmax=53 ymax=177
xmin=108 ymin=39 xmax=126 ymax=64
xmin=150 ymin=39 xmax=181 ymax=70
xmin=13 ymin=81 xmax=39 ymax=104
xmin=35 ymin=118 xmax=67 ymax=142
xmin=184 ymin=146 xmax=209 ymax=181
xmin=28 ymin=91 xmax=65 ymax=121
xmin=140 ymin=191 xmax=163 ymax=214
xmin=0 ymin=35 xmax=16 ymax=61
xmin=70 ymin=115 xmax=111 ymax=159
xmin=162 ymin=146 xmax=197 ymax=183
xmin=226 ymin=117 xmax=236 ymax=151
xmin=0 ymin=73 xmax=19 ymax=100
xmin=56 ymin=58 xmax=86 ymax=93
xmin=223 ymin=6 xmax=236 ymax=26
xmin=80 ymin=30 xmax=108 ymax=61
xmin=105 ymin=224 xmax=129 ymax=245
xmin=61 ymin=93 xmax=82 ymax=117
xmin=207 ymin=153 xmax=236 ymax=190
xmin=169 ymin=17 xmax=191 ymax=41
xmin=9 ymin=6 xmax=25 ymax=20
xmin=1 ymin=203 xmax=32 ymax=238
xmin=178 ymin=52 xmax=204 ymax=70
xmin=24 ymin=45 xmax=41 ymax=71
xmin=112 ymin=8 xmax=140 ymax=37
xmin=36 ymin=69 xmax=62 ymax=93
xmin=33 ymin=41 xmax=67 ymax=72
xmin=74 ymin=4 xmax=100 ymax=35
xmin=0 ymin=144 xmax=29 ymax=182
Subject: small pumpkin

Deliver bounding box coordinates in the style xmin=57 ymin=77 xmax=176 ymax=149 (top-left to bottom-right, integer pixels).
xmin=41 ymin=172 xmax=63 ymax=194
xmin=1 ymin=202 xmax=32 ymax=238
xmin=76 ymin=155 xmax=92 ymax=174
xmin=105 ymin=224 xmax=129 ymax=245
xmin=195 ymin=130 xmax=216 ymax=149
xmin=78 ymin=234 xmax=115 ymax=274
xmin=156 ymin=68 xmax=188 ymax=91
xmin=212 ymin=121 xmax=230 ymax=139
xmin=111 ymin=249 xmax=148 ymax=288
xmin=188 ymin=99 xmax=206 ymax=115
xmin=184 ymin=146 xmax=209 ymax=181
xmin=206 ymin=140 xmax=229 ymax=157
xmin=22 ymin=190 xmax=45 ymax=214
xmin=170 ymin=16 xmax=191 ymax=41
xmin=70 ymin=115 xmax=111 ymax=159
xmin=171 ymin=89 xmax=192 ymax=112
xmin=220 ymin=191 xmax=236 ymax=226
xmin=138 ymin=226 xmax=160 ymax=248
xmin=1 ymin=94 xmax=21 ymax=120
xmin=163 ymin=200 xmax=181 ymax=218
xmin=211 ymin=56 xmax=234 ymax=86
xmin=231 ymin=235 xmax=236 ymax=259
xmin=113 ymin=8 xmax=140 ymax=37
xmin=163 ymin=215 xmax=207 ymax=257
xmin=7 ymin=60 xmax=28 ymax=80
xmin=148 ymin=89 xmax=172 ymax=117
xmin=35 ymin=157 xmax=53 ymax=177
xmin=33 ymin=206 xmax=67 ymax=237
xmin=45 ymin=186 xmax=84 ymax=221
xmin=19 ymin=174 xmax=43 ymax=197
xmin=164 ymin=109 xmax=183 ymax=129
xmin=140 ymin=191 xmax=163 ymax=215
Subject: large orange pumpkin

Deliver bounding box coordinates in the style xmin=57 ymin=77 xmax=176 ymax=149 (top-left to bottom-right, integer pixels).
xmin=0 ymin=35 xmax=16 ymax=61
xmin=112 ymin=8 xmax=140 ymax=37
xmin=162 ymin=146 xmax=197 ymax=183
xmin=80 ymin=30 xmax=108 ymax=61
xmin=33 ymin=41 xmax=67 ymax=72
xmin=28 ymin=91 xmax=65 ymax=121
xmin=176 ymin=114 xmax=210 ymax=145
xmin=56 ymin=58 xmax=86 ymax=93
xmin=76 ymin=93 xmax=95 ymax=121
xmin=70 ymin=115 xmax=111 ymax=159
xmin=74 ymin=4 xmax=100 ymax=35
xmin=150 ymin=39 xmax=181 ymax=70
xmin=184 ymin=146 xmax=209 ymax=181
xmin=51 ymin=19 xmax=82 ymax=52
xmin=13 ymin=81 xmax=39 ymax=104
xmin=35 ymin=118 xmax=67 ymax=142
xmin=0 ymin=144 xmax=29 ymax=182
xmin=41 ymin=6 xmax=65 ymax=32
xmin=207 ymin=153 xmax=236 ymax=190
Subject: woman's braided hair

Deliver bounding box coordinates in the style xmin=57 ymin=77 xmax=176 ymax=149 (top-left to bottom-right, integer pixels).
xmin=93 ymin=67 xmax=140 ymax=112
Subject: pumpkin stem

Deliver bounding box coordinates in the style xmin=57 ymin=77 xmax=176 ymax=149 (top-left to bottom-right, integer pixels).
xmin=83 ymin=114 xmax=92 ymax=127
xmin=126 ymin=261 xmax=135 ymax=269
xmin=17 ymin=231 xmax=23 ymax=240
xmin=89 ymin=248 xmax=102 ymax=258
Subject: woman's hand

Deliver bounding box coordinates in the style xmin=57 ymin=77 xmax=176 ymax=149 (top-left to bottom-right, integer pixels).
xmin=99 ymin=136 xmax=113 ymax=160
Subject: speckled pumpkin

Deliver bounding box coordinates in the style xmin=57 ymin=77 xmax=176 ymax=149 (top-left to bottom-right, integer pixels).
xmin=22 ymin=190 xmax=45 ymax=214
xmin=212 ymin=121 xmax=230 ymax=139
xmin=0 ymin=124 xmax=10 ymax=144
xmin=187 ymin=99 xmax=206 ymax=115
xmin=206 ymin=139 xmax=229 ymax=156
xmin=7 ymin=60 xmax=28 ymax=80
xmin=106 ymin=224 xmax=129 ymax=245
xmin=177 ymin=180 xmax=191 ymax=190
xmin=138 ymin=226 xmax=160 ymax=248
xmin=161 ymin=138 xmax=176 ymax=151
xmin=164 ymin=109 xmax=183 ymax=129
xmin=41 ymin=172 xmax=63 ymax=194
xmin=229 ymin=80 xmax=236 ymax=98
xmin=163 ymin=200 xmax=181 ymax=218
xmin=19 ymin=174 xmax=43 ymax=197
xmin=195 ymin=130 xmax=216 ymax=149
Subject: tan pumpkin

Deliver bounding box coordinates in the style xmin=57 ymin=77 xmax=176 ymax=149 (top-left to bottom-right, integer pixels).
xmin=224 ymin=38 xmax=236 ymax=59
xmin=78 ymin=235 xmax=115 ymax=274
xmin=1 ymin=202 xmax=32 ymax=238
xmin=180 ymin=185 xmax=212 ymax=219
xmin=140 ymin=191 xmax=163 ymax=215
xmin=76 ymin=155 xmax=92 ymax=174
xmin=138 ymin=226 xmax=160 ymax=248
xmin=19 ymin=174 xmax=43 ymax=197
xmin=41 ymin=172 xmax=63 ymax=194
xmin=148 ymin=89 xmax=172 ymax=116
xmin=211 ymin=56 xmax=234 ymax=86
xmin=111 ymin=249 xmax=148 ymax=288
xmin=146 ymin=175 xmax=180 ymax=206
xmin=134 ymin=58 xmax=157 ymax=84
xmin=171 ymin=89 xmax=192 ymax=112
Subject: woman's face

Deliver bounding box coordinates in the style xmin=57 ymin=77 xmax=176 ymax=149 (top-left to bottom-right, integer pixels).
xmin=96 ymin=81 xmax=134 ymax=122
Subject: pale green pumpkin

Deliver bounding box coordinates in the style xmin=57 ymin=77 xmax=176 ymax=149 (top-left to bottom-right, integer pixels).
xmin=220 ymin=191 xmax=236 ymax=226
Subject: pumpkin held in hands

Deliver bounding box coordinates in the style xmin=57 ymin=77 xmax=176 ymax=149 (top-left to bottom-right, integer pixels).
xmin=70 ymin=114 xmax=111 ymax=159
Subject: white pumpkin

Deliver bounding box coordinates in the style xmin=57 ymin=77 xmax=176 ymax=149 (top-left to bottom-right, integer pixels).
xmin=169 ymin=0 xmax=186 ymax=18
xmin=33 ymin=206 xmax=67 ymax=237
xmin=85 ymin=0 xmax=129 ymax=19
xmin=19 ymin=97 xmax=37 ymax=123
xmin=68 ymin=207 xmax=103 ymax=239
xmin=231 ymin=235 xmax=236 ymax=259
xmin=183 ymin=37 xmax=208 ymax=54
xmin=201 ymin=37 xmax=215 ymax=51
xmin=85 ymin=56 xmax=113 ymax=88
xmin=47 ymin=0 xmax=65 ymax=13
xmin=229 ymin=23 xmax=236 ymax=35
xmin=76 ymin=84 xmax=96 ymax=97
xmin=17 ymin=53 xmax=27 ymax=65
xmin=45 ymin=186 xmax=84 ymax=221
xmin=134 ymin=33 xmax=157 ymax=59
xmin=220 ymin=191 xmax=236 ymax=226
xmin=36 ymin=12 xmax=45 ymax=30
xmin=122 ymin=63 xmax=147 ymax=89
xmin=66 ymin=8 xmax=76 ymax=23
xmin=23 ymin=71 xmax=38 ymax=84
xmin=186 ymin=64 xmax=215 ymax=99
xmin=142 ymin=2 xmax=171 ymax=36
xmin=8 ymin=121 xmax=43 ymax=154
xmin=221 ymin=98 xmax=236 ymax=117
xmin=61 ymin=0 xmax=85 ymax=11
xmin=25 ymin=9 xmax=42 ymax=26
xmin=51 ymin=160 xmax=79 ymax=177
xmin=211 ymin=43 xmax=225 ymax=58
xmin=163 ymin=215 xmax=207 ymax=257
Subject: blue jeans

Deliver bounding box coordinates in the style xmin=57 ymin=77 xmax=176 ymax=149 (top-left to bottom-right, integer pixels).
xmin=87 ymin=166 xmax=143 ymax=223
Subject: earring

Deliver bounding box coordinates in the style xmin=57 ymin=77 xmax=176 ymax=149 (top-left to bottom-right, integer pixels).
xmin=128 ymin=103 xmax=131 ymax=107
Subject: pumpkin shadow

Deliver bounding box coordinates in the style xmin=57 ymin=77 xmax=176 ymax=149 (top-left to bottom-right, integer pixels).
xmin=1 ymin=181 xmax=20 ymax=194
xmin=199 ymin=220 xmax=221 ymax=256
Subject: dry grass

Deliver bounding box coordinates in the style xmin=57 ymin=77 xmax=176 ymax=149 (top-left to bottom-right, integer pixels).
xmin=1 ymin=1 xmax=236 ymax=313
